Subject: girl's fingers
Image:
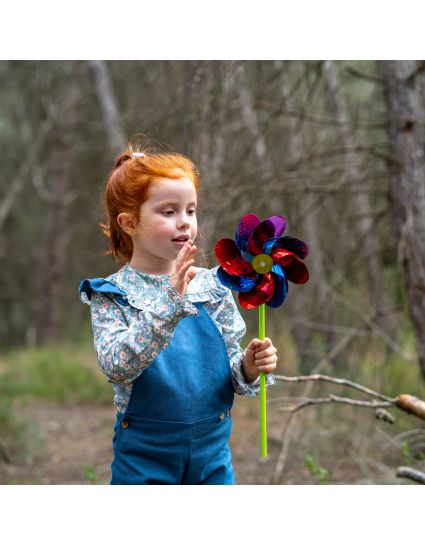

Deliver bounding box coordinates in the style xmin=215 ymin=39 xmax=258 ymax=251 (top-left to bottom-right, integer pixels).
xmin=255 ymin=355 xmax=277 ymax=369
xmin=182 ymin=259 xmax=195 ymax=272
xmin=177 ymin=241 xmax=192 ymax=262
xmin=177 ymin=244 xmax=196 ymax=269
xmin=255 ymin=346 xmax=277 ymax=359
xmin=257 ymin=363 xmax=276 ymax=373
xmin=247 ymin=338 xmax=262 ymax=351
xmin=177 ymin=242 xmax=196 ymax=265
xmin=178 ymin=260 xmax=194 ymax=279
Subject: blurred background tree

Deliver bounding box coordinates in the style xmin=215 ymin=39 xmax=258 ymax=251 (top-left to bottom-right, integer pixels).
xmin=1 ymin=59 xmax=425 ymax=484
xmin=1 ymin=60 xmax=422 ymax=376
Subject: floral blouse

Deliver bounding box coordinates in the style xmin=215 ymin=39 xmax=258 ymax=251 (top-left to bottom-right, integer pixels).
xmin=79 ymin=263 xmax=275 ymax=415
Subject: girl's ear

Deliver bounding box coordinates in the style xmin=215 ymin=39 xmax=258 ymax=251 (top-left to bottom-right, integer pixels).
xmin=117 ymin=212 xmax=137 ymax=236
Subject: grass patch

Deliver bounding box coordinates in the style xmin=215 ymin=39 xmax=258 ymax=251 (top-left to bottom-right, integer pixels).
xmin=0 ymin=343 xmax=112 ymax=405
xmin=83 ymin=463 xmax=99 ymax=484
xmin=0 ymin=396 xmax=44 ymax=466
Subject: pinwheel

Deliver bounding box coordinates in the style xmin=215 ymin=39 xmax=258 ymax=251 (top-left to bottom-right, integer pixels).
xmin=215 ymin=214 xmax=309 ymax=457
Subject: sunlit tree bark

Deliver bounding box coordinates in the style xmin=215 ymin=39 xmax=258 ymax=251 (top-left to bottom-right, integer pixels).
xmin=380 ymin=60 xmax=425 ymax=380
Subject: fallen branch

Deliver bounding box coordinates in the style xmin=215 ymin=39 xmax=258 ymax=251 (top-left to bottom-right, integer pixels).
xmin=396 ymin=466 xmax=425 ymax=485
xmin=278 ymin=394 xmax=393 ymax=414
xmin=274 ymin=373 xmax=393 ymax=402
xmin=273 ymin=374 xmax=425 ymax=421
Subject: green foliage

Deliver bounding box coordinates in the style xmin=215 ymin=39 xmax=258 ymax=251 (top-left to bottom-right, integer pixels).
xmin=0 ymin=344 xmax=112 ymax=405
xmin=83 ymin=463 xmax=99 ymax=484
xmin=305 ymin=454 xmax=330 ymax=482
xmin=0 ymin=397 xmax=28 ymax=457
xmin=401 ymin=441 xmax=414 ymax=466
xmin=0 ymin=396 xmax=44 ymax=464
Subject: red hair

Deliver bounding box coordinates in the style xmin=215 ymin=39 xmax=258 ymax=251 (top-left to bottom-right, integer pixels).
xmin=100 ymin=146 xmax=200 ymax=265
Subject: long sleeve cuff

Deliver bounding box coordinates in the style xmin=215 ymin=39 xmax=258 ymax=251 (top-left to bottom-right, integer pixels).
xmin=231 ymin=349 xmax=276 ymax=397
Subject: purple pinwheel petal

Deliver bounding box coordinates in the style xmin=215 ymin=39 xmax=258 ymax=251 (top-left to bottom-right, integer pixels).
xmin=215 ymin=238 xmax=254 ymax=275
xmin=266 ymin=264 xmax=288 ymax=308
xmin=246 ymin=215 xmax=287 ymax=255
xmin=235 ymin=213 xmax=260 ymax=252
xmin=263 ymin=236 xmax=309 ymax=259
xmin=238 ymin=273 xmax=275 ymax=309
xmin=216 ymin=267 xmax=257 ymax=293
xmin=271 ymin=248 xmax=309 ymax=284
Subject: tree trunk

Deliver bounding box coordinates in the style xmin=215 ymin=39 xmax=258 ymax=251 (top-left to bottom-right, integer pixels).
xmin=276 ymin=60 xmax=337 ymax=372
xmin=322 ymin=60 xmax=397 ymax=338
xmin=380 ymin=60 xmax=425 ymax=380
xmin=88 ymin=60 xmax=127 ymax=154
xmin=233 ymin=62 xmax=274 ymax=183
xmin=34 ymin=62 xmax=80 ymax=345
xmin=188 ymin=61 xmax=232 ymax=257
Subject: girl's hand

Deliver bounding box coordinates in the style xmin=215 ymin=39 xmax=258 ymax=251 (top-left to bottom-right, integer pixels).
xmin=170 ymin=240 xmax=197 ymax=296
xmin=242 ymin=337 xmax=277 ymax=383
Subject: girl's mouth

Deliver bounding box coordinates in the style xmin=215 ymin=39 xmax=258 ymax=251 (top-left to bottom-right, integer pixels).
xmin=172 ymin=236 xmax=191 ymax=246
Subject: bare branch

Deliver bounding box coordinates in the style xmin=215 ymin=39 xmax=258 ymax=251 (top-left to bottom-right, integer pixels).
xmin=15 ymin=101 xmax=52 ymax=202
xmin=345 ymin=66 xmax=383 ymax=85
xmin=272 ymin=373 xmax=425 ymax=422
xmin=279 ymin=395 xmax=394 ymax=414
xmin=274 ymin=373 xmax=394 ymax=402
xmin=256 ymin=100 xmax=386 ymax=130
xmin=0 ymin=120 xmax=50 ymax=230
xmin=397 ymin=466 xmax=425 ymax=484
xmin=272 ymin=321 xmax=363 ymax=483
xmin=88 ymin=60 xmax=127 ymax=154
xmin=405 ymin=61 xmax=425 ymax=84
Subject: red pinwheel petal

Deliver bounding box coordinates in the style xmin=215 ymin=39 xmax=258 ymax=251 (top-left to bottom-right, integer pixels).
xmin=235 ymin=213 xmax=260 ymax=252
xmin=246 ymin=215 xmax=287 ymax=255
xmin=238 ymin=273 xmax=275 ymax=309
xmin=271 ymin=248 xmax=309 ymax=284
xmin=215 ymin=238 xmax=254 ymax=275
xmin=263 ymin=236 xmax=309 ymax=259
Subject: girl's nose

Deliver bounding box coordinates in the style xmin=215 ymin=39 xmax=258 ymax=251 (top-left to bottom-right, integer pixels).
xmin=177 ymin=214 xmax=191 ymax=228
xmin=177 ymin=219 xmax=189 ymax=228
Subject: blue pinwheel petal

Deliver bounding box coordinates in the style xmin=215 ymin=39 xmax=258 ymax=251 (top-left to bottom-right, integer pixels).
xmin=235 ymin=213 xmax=260 ymax=252
xmin=263 ymin=236 xmax=309 ymax=259
xmin=216 ymin=267 xmax=257 ymax=293
xmin=266 ymin=264 xmax=288 ymax=308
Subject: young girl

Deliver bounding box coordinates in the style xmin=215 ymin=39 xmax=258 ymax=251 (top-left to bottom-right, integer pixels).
xmin=79 ymin=146 xmax=277 ymax=485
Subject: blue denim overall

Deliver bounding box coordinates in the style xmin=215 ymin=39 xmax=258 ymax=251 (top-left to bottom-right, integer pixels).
xmin=110 ymin=302 xmax=235 ymax=485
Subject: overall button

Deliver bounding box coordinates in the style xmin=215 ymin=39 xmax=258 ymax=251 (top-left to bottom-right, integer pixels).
xmin=120 ymin=420 xmax=129 ymax=429
xmin=219 ymin=413 xmax=225 ymax=422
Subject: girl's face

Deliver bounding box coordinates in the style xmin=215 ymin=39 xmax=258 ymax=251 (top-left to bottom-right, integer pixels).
xmin=119 ymin=177 xmax=198 ymax=274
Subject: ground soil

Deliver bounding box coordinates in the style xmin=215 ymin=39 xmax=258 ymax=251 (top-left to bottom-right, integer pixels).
xmin=0 ymin=391 xmax=419 ymax=485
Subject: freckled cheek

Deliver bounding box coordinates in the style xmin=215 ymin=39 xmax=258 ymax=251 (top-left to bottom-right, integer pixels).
xmin=144 ymin=220 xmax=174 ymax=240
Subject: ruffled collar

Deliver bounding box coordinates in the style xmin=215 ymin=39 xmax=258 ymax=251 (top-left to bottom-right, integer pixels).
xmin=126 ymin=263 xmax=173 ymax=285
xmin=106 ymin=262 xmax=228 ymax=306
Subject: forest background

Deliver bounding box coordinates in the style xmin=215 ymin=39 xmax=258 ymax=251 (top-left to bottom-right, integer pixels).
xmin=1 ymin=59 xmax=425 ymax=485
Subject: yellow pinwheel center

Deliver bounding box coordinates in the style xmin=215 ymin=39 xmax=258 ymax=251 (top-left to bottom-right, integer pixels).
xmin=252 ymin=253 xmax=273 ymax=274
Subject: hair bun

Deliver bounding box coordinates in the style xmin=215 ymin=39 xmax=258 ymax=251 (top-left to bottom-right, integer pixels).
xmin=114 ymin=152 xmax=132 ymax=169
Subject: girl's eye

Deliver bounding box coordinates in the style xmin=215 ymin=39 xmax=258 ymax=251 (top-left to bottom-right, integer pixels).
xmin=162 ymin=209 xmax=197 ymax=216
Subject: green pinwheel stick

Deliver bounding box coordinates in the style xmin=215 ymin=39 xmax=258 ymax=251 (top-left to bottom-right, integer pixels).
xmin=215 ymin=214 xmax=310 ymax=458
xmin=259 ymin=303 xmax=267 ymax=457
